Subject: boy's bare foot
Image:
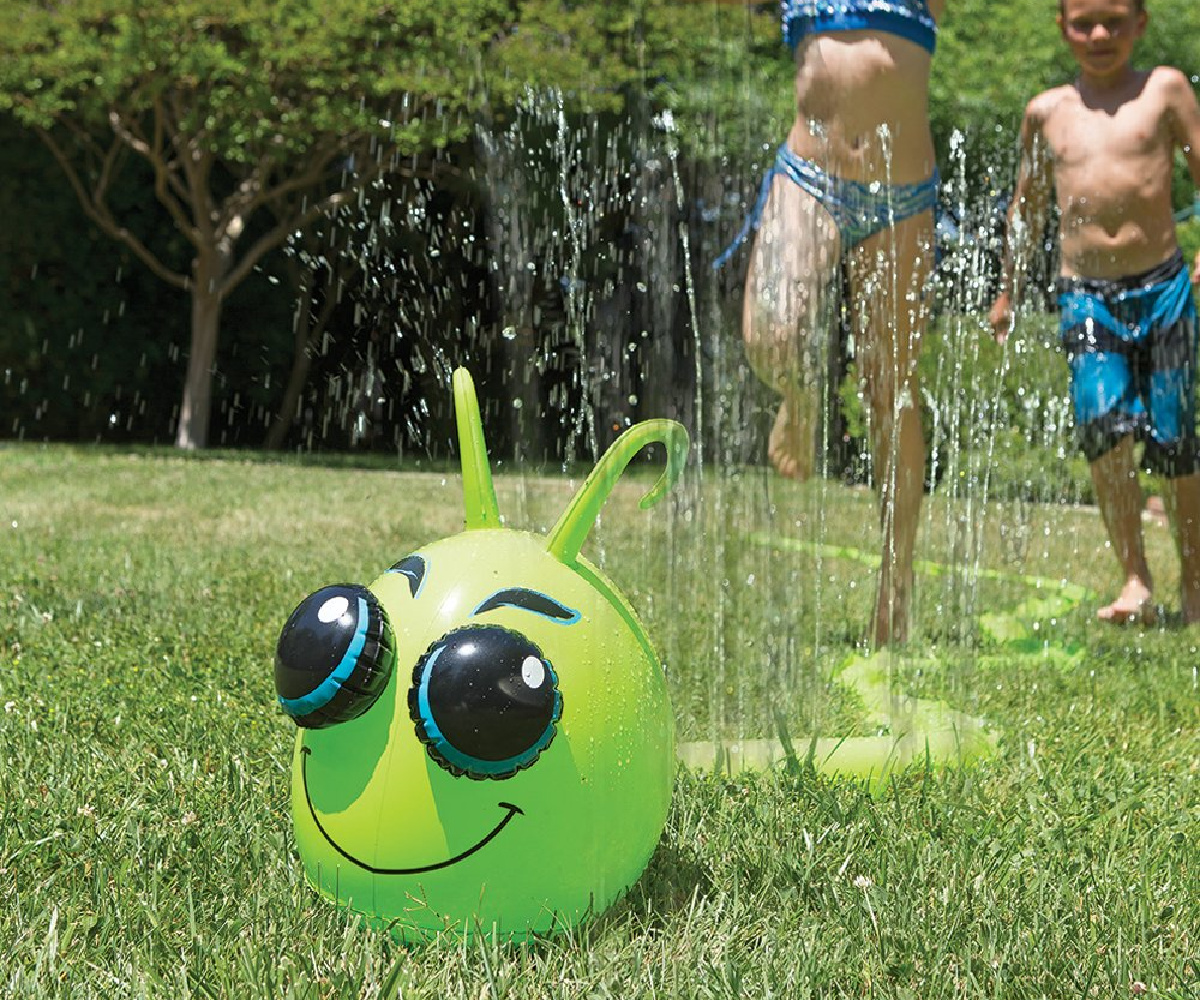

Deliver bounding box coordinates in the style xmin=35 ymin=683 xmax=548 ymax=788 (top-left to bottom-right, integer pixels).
xmin=1096 ymin=577 xmax=1156 ymax=625
xmin=768 ymin=400 xmax=813 ymax=481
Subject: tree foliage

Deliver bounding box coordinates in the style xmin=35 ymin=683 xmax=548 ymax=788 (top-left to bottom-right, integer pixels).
xmin=0 ymin=0 xmax=521 ymax=448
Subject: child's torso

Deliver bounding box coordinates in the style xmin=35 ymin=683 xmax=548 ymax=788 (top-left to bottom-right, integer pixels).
xmin=787 ymin=33 xmax=934 ymax=182
xmin=1041 ymin=70 xmax=1180 ymax=279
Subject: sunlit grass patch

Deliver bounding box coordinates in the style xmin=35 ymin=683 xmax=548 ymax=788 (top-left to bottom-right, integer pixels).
xmin=1 ymin=444 xmax=1196 ymax=997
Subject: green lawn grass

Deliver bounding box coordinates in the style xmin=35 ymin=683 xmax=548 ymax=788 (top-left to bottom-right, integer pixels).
xmin=2 ymin=444 xmax=1197 ymax=997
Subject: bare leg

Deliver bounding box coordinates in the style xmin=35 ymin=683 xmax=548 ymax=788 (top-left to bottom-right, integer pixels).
xmin=742 ymin=170 xmax=841 ymax=481
xmin=852 ymin=214 xmax=933 ymax=648
xmin=1160 ymin=470 xmax=1200 ymax=623
xmin=1091 ymin=437 xmax=1156 ymax=623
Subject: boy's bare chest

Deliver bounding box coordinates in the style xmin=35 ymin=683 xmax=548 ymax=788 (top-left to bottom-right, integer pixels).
xmin=1044 ymin=98 xmax=1169 ymax=171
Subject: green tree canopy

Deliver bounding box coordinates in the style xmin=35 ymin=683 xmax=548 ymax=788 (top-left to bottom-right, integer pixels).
xmin=0 ymin=0 xmax=779 ymax=448
xmin=0 ymin=0 xmax=523 ymax=448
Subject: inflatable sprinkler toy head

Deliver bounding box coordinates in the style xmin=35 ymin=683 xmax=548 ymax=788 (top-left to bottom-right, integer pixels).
xmin=273 ymin=368 xmax=688 ymax=941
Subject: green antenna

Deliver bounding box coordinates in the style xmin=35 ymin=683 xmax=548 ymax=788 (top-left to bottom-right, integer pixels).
xmin=547 ymin=420 xmax=689 ymax=566
xmin=453 ymin=368 xmax=502 ymax=530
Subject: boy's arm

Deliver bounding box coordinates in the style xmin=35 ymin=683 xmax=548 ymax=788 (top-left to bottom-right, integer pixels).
xmin=990 ymin=96 xmax=1054 ymax=343
xmin=1163 ymin=67 xmax=1200 ymax=284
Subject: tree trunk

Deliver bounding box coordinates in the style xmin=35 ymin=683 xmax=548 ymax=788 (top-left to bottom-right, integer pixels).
xmin=175 ymin=254 xmax=227 ymax=450
xmin=263 ymin=326 xmax=315 ymax=451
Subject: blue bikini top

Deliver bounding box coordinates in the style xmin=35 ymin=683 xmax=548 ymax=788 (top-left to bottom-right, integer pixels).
xmin=782 ymin=0 xmax=937 ymax=54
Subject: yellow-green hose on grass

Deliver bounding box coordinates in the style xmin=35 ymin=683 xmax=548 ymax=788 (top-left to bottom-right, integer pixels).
xmin=677 ymin=536 xmax=1095 ymax=792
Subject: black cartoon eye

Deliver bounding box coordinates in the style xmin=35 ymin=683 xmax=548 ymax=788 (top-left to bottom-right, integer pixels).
xmin=275 ymin=584 xmax=395 ymax=728
xmin=409 ymin=625 xmax=561 ymax=780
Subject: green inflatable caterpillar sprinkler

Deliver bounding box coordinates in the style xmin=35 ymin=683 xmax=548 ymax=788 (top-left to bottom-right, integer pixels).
xmin=273 ymin=368 xmax=688 ymax=941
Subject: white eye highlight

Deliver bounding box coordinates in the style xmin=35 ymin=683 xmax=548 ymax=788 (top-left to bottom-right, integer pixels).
xmin=521 ymin=656 xmax=546 ymax=689
xmin=318 ymin=595 xmax=351 ymax=624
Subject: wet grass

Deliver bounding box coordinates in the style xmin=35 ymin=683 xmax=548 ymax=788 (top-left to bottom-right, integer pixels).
xmin=1 ymin=444 xmax=1196 ymax=997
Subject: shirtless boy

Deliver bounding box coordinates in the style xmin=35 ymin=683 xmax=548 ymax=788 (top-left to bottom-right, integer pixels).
xmin=989 ymin=0 xmax=1200 ymax=624
xmin=729 ymin=0 xmax=944 ymax=646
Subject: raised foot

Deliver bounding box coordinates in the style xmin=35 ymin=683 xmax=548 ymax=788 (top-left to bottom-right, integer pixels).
xmin=1096 ymin=578 xmax=1157 ymax=626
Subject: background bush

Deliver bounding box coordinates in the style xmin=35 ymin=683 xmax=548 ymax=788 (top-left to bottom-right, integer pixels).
xmin=1177 ymin=215 xmax=1200 ymax=265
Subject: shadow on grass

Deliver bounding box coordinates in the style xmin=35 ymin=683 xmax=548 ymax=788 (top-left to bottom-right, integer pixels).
xmin=0 ymin=440 xmax=642 ymax=482
xmin=2 ymin=439 xmax=459 ymax=474
xmin=592 ymin=836 xmax=715 ymax=937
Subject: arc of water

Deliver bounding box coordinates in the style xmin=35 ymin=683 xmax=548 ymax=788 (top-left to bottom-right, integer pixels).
xmin=453 ymin=368 xmax=502 ymax=530
xmin=547 ymin=420 xmax=689 ymax=567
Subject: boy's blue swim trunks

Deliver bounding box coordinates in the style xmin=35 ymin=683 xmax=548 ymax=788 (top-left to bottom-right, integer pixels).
xmin=1058 ymin=249 xmax=1199 ymax=477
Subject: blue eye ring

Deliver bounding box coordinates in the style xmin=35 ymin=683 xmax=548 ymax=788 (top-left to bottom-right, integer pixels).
xmin=409 ymin=625 xmax=562 ymax=781
xmin=275 ymin=584 xmax=395 ymax=729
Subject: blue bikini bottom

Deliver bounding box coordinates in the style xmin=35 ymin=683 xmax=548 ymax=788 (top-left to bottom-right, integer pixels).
xmin=714 ymin=143 xmax=939 ymax=269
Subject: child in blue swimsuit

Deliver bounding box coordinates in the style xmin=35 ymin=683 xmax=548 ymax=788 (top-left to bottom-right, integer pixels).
xmin=716 ymin=0 xmax=939 ymax=267
xmin=731 ymin=0 xmax=943 ymax=647
xmin=990 ymin=0 xmax=1200 ymax=625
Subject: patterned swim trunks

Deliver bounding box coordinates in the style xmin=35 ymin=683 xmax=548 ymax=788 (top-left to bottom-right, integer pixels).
xmin=1058 ymin=249 xmax=1199 ymax=477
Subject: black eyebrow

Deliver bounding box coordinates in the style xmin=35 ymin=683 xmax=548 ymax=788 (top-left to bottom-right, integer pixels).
xmin=386 ymin=555 xmax=427 ymax=598
xmin=473 ymin=588 xmax=580 ymax=624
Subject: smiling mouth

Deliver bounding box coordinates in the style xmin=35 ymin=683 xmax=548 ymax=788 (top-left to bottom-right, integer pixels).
xmin=300 ymin=747 xmax=523 ymax=875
